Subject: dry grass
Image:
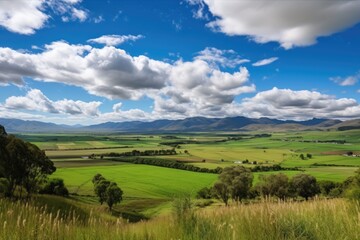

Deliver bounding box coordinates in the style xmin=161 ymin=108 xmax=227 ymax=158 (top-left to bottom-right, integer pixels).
xmin=0 ymin=198 xmax=359 ymax=240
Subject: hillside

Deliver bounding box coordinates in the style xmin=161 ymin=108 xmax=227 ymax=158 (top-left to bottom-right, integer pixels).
xmin=0 ymin=117 xmax=346 ymax=133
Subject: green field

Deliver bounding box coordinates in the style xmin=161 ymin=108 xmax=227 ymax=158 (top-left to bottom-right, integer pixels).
xmin=16 ymin=130 xmax=360 ymax=217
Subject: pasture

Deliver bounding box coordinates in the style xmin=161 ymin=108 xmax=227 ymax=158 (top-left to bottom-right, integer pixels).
xmin=16 ymin=130 xmax=360 ymax=216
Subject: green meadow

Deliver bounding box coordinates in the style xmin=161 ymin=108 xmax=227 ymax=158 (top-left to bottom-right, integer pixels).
xmin=14 ymin=130 xmax=360 ymax=217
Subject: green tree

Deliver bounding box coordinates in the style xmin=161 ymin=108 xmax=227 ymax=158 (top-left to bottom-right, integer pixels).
xmin=257 ymin=173 xmax=289 ymax=199
xmin=94 ymin=179 xmax=110 ymax=205
xmin=318 ymin=180 xmax=337 ymax=196
xmin=1 ymin=135 xmax=55 ymax=197
xmin=219 ymin=166 xmax=253 ymax=202
xmin=290 ymin=174 xmax=319 ymax=200
xmin=344 ymin=168 xmax=360 ymax=200
xmin=212 ymin=182 xmax=230 ymax=206
xmin=105 ymin=182 xmax=123 ymax=211
xmin=92 ymin=173 xmax=105 ymax=184
xmin=40 ymin=178 xmax=69 ymax=196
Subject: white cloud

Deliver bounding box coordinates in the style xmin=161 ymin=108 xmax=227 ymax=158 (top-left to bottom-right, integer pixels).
xmin=93 ymin=15 xmax=104 ymax=24
xmin=236 ymin=88 xmax=360 ymax=120
xmin=87 ymin=34 xmax=144 ymax=46
xmin=330 ymin=73 xmax=359 ymax=86
xmin=0 ymin=41 xmax=255 ymax=114
xmin=0 ymin=0 xmax=88 ymax=34
xmin=0 ymin=41 xmax=171 ymax=100
xmin=0 ymin=0 xmax=48 ymax=34
xmin=186 ymin=0 xmax=209 ymax=20
xmin=195 ymin=47 xmax=249 ymax=68
xmin=252 ymin=57 xmax=278 ymax=67
xmin=191 ymin=0 xmax=360 ymax=49
xmin=4 ymin=89 xmax=101 ymax=116
xmin=112 ymin=102 xmax=123 ymax=112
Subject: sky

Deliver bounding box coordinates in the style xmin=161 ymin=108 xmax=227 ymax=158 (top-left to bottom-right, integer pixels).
xmin=0 ymin=0 xmax=360 ymax=125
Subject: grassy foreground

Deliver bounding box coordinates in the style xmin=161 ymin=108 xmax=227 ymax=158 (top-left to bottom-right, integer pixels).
xmin=1 ymin=197 xmax=359 ymax=240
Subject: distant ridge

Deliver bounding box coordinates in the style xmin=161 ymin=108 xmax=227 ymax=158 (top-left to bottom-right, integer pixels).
xmin=0 ymin=117 xmax=348 ymax=133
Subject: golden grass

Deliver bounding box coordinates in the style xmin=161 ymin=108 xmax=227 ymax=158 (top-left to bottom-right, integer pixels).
xmin=0 ymin=198 xmax=359 ymax=240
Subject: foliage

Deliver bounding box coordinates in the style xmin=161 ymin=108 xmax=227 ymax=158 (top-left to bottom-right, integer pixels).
xmin=40 ymin=178 xmax=69 ymax=196
xmin=257 ymin=173 xmax=290 ymax=199
xmin=290 ymin=174 xmax=319 ymax=200
xmin=212 ymin=182 xmax=230 ymax=206
xmin=196 ymin=187 xmax=212 ymax=199
xmin=105 ymin=182 xmax=123 ymax=210
xmin=0 ymin=131 xmax=56 ymax=197
xmin=92 ymin=174 xmax=123 ymax=210
xmin=111 ymin=157 xmax=222 ymax=174
xmin=219 ymin=166 xmax=254 ymax=202
xmin=344 ymin=168 xmax=360 ymax=200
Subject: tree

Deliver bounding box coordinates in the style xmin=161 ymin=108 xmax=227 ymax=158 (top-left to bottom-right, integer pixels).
xmin=290 ymin=174 xmax=319 ymax=200
xmin=299 ymin=154 xmax=305 ymax=160
xmin=257 ymin=173 xmax=289 ymax=199
xmin=105 ymin=182 xmax=123 ymax=210
xmin=219 ymin=166 xmax=253 ymax=202
xmin=344 ymin=168 xmax=360 ymax=200
xmin=94 ymin=179 xmax=110 ymax=205
xmin=306 ymin=153 xmax=312 ymax=159
xmin=92 ymin=173 xmax=105 ymax=184
xmin=1 ymin=134 xmax=55 ymax=197
xmin=212 ymin=182 xmax=230 ymax=206
xmin=40 ymin=178 xmax=69 ymax=196
xmin=318 ymin=180 xmax=337 ymax=196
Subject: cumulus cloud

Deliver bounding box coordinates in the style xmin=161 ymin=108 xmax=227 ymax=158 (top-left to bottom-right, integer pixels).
xmin=0 ymin=0 xmax=88 ymax=34
xmin=252 ymin=57 xmax=278 ymax=67
xmin=330 ymin=73 xmax=359 ymax=86
xmin=4 ymin=89 xmax=101 ymax=116
xmin=0 ymin=41 xmax=171 ymax=100
xmin=87 ymin=34 xmax=144 ymax=46
xmin=0 ymin=41 xmax=254 ymax=119
xmin=236 ymin=88 xmax=360 ymax=120
xmin=190 ymin=0 xmax=360 ymax=49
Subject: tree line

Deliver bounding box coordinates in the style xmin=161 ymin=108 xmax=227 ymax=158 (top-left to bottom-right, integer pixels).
xmin=106 ymin=149 xmax=177 ymax=157
xmin=197 ymin=166 xmax=360 ymax=205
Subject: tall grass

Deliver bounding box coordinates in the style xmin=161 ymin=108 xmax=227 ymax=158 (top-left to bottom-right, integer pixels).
xmin=0 ymin=197 xmax=359 ymax=240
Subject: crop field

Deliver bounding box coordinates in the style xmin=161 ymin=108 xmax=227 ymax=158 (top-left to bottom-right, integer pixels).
xmin=16 ymin=130 xmax=360 ymax=217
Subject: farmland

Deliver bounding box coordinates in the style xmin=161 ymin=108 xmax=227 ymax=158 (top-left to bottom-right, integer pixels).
xmin=11 ymin=130 xmax=359 ymax=218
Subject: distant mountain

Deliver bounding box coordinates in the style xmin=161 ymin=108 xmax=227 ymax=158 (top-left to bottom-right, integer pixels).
xmin=0 ymin=117 xmax=347 ymax=133
xmin=82 ymin=117 xmax=339 ymax=132
xmin=0 ymin=118 xmax=71 ymax=133
xmin=332 ymin=119 xmax=360 ymax=131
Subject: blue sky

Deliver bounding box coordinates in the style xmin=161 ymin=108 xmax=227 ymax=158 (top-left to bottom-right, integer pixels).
xmin=0 ymin=0 xmax=360 ymax=125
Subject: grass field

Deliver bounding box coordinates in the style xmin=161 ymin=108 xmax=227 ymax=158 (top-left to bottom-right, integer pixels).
xmin=1 ymin=197 xmax=359 ymax=240
xmin=14 ymin=130 xmax=360 ymax=218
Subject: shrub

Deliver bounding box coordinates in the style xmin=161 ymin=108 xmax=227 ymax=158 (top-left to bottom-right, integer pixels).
xmin=196 ymin=187 xmax=212 ymax=199
xmin=40 ymin=178 xmax=69 ymax=196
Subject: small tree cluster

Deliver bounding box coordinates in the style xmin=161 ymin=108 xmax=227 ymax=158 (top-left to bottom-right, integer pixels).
xmin=39 ymin=178 xmax=69 ymax=196
xmin=212 ymin=166 xmax=253 ymax=205
xmin=92 ymin=174 xmax=123 ymax=210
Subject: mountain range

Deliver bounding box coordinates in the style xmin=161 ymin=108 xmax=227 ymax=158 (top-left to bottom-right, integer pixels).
xmin=1 ymin=116 xmax=358 ymax=133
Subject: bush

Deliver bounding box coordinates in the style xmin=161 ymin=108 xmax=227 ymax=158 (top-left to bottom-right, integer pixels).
xmin=196 ymin=187 xmax=212 ymax=199
xmin=40 ymin=178 xmax=69 ymax=196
